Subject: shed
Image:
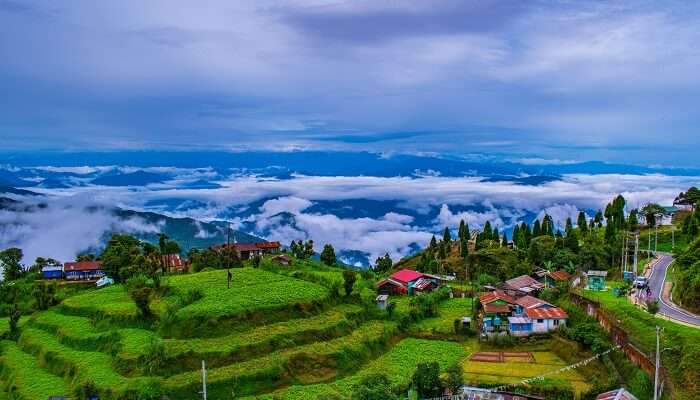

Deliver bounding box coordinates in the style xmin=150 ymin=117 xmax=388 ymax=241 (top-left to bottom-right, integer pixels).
xmin=41 ymin=266 xmax=63 ymax=280
xmin=376 ymin=294 xmax=389 ymax=310
xmin=273 ymin=255 xmax=292 ymax=266
xmin=586 ymin=270 xmax=608 ymax=291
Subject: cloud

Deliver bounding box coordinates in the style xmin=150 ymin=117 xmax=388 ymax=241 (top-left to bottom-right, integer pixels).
xmin=0 ymin=195 xmax=162 ymax=265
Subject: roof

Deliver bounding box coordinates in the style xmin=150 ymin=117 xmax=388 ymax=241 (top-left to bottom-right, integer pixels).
xmin=233 ymin=243 xmax=260 ymax=252
xmin=256 ymin=241 xmax=281 ymax=249
xmin=64 ymin=261 xmax=102 ymax=272
xmin=484 ymin=303 xmax=511 ymax=314
xmin=412 ymin=278 xmax=435 ymax=291
xmin=480 ymin=290 xmax=515 ymax=305
xmin=508 ymin=316 xmax=531 ymax=324
xmin=515 ymin=295 xmax=552 ymax=309
xmin=42 ymin=266 xmax=63 ymax=272
xmin=376 ymin=278 xmax=407 ymax=289
xmin=550 ymin=270 xmax=571 ymax=281
xmin=505 ymin=275 xmax=543 ymax=290
xmin=390 ymin=269 xmax=424 ymax=284
xmin=587 ymin=270 xmax=608 ymax=277
xmin=161 ymin=254 xmax=184 ymax=268
xmin=274 ymin=255 xmax=291 ymax=261
xmin=526 ymin=307 xmax=568 ymax=319
xmin=595 ymin=388 xmax=638 ymax=400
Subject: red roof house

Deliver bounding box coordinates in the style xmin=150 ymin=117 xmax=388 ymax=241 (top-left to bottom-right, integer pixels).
xmin=64 ymin=261 xmax=104 ymax=280
xmin=525 ymin=307 xmax=568 ymax=320
xmin=377 ymin=269 xmax=438 ymax=295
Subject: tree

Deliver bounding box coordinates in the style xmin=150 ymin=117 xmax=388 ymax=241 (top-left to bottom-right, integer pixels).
xmin=32 ymin=281 xmax=57 ymax=311
xmin=101 ymin=234 xmax=144 ymax=282
xmin=458 ymin=219 xmax=468 ymax=241
xmin=444 ymin=363 xmax=464 ymax=394
xmin=577 ymin=211 xmax=588 ymax=235
xmin=351 ymin=373 xmax=397 ymax=400
xmin=675 ymin=186 xmax=700 ymax=210
xmin=188 ymin=248 xmax=223 ymax=272
xmin=374 ymin=253 xmax=393 ymax=273
xmin=8 ymin=298 xmax=21 ymax=338
xmin=412 ymin=362 xmax=443 ymax=398
xmin=501 ymin=233 xmax=508 ymax=248
xmin=303 ymin=240 xmax=315 ymax=259
xmin=628 ymin=209 xmax=640 ymax=231
xmin=320 ymin=244 xmax=337 ymax=266
xmin=460 ymin=237 xmax=469 ymax=258
xmin=158 ymin=234 xmax=181 ymax=255
xmin=641 ymin=203 xmax=666 ymax=227
xmin=532 ymin=219 xmax=542 ymax=237
xmin=0 ymin=248 xmax=23 ymax=281
xmin=442 ymin=227 xmax=452 ymax=244
xmin=343 ymin=270 xmax=357 ymax=297
xmin=126 ymin=275 xmax=155 ymax=317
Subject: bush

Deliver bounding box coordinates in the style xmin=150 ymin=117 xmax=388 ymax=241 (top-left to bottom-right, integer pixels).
xmin=343 ymin=270 xmax=357 ymax=297
xmin=646 ymin=300 xmax=659 ymax=315
xmin=141 ymin=338 xmax=168 ymax=376
xmin=444 ymin=363 xmax=464 ymax=394
xmin=412 ymin=362 xmax=443 ymax=398
xmin=126 ymin=275 xmax=155 ymax=318
xmin=351 ymin=373 xmax=398 ymax=400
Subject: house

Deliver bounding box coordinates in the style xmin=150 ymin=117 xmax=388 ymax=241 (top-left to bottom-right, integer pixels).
xmin=64 ymin=261 xmax=104 ymax=281
xmin=507 ymin=316 xmax=533 ymax=337
xmin=376 ymin=269 xmax=439 ymax=295
xmin=586 ymin=270 xmax=608 ymax=291
xmin=161 ymin=254 xmax=185 ymax=273
xmin=525 ymin=307 xmax=568 ymax=334
xmin=273 ymin=255 xmax=292 ymax=266
xmin=535 ymin=269 xmax=571 ymax=288
xmin=376 ymin=294 xmax=389 ymax=310
xmin=501 ymin=274 xmax=545 ymax=297
xmin=479 ymin=291 xmax=515 ymax=333
xmin=41 ymin=265 xmax=63 ymax=280
xmin=595 ymin=388 xmax=638 ymax=400
xmin=214 ymin=241 xmax=282 ymax=260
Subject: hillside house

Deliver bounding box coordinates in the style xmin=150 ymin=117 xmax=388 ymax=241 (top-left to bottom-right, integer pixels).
xmin=64 ymin=261 xmax=104 ymax=281
xmin=41 ymin=265 xmax=63 ymax=280
xmin=586 ymin=270 xmax=608 ymax=290
xmin=214 ymin=241 xmax=282 ymax=260
xmin=535 ymin=269 xmax=572 ymax=288
xmin=479 ymin=291 xmax=515 ymax=333
xmin=501 ymin=274 xmax=544 ymax=297
xmin=376 ymin=269 xmax=439 ymax=295
xmin=525 ymin=307 xmax=568 ymax=334
xmin=595 ymin=388 xmax=638 ymax=400
xmin=161 ymin=254 xmax=185 ymax=273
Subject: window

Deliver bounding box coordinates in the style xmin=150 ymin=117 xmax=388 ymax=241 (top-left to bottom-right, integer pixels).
xmin=553 ymin=319 xmax=559 ymax=326
xmin=537 ymin=319 xmax=544 ymax=323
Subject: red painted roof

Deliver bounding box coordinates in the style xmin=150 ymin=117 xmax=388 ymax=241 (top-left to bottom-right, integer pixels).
xmin=64 ymin=261 xmax=102 ymax=271
xmin=162 ymin=254 xmax=184 ymax=268
xmin=526 ymin=307 xmax=568 ymax=319
xmin=515 ymin=295 xmax=551 ymax=309
xmin=256 ymin=241 xmax=281 ymax=249
xmin=390 ymin=269 xmax=424 ymax=284
xmin=549 ymin=270 xmax=571 ymax=281
xmin=480 ymin=290 xmax=515 ymax=305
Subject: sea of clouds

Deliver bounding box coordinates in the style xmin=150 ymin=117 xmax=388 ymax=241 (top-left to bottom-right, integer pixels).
xmin=2 ymin=165 xmax=696 ymax=266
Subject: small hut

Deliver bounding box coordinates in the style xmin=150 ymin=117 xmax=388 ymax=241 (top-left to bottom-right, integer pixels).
xmin=586 ymin=270 xmax=608 ymax=291
xmin=376 ymin=294 xmax=389 ymax=310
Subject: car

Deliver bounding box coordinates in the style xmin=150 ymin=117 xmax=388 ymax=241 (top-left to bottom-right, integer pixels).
xmin=633 ymin=276 xmax=648 ymax=289
xmin=96 ymin=276 xmax=114 ymax=288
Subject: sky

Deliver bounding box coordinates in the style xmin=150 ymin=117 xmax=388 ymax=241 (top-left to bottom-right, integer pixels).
xmin=2 ymin=1 xmax=700 ymax=165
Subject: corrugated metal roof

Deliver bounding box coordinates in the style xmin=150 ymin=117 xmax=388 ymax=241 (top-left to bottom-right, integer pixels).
xmin=515 ymin=295 xmax=551 ymax=309
xmin=412 ymin=278 xmax=435 ymax=290
xmin=595 ymin=388 xmax=638 ymax=400
xmin=505 ymin=275 xmax=541 ymax=290
xmin=480 ymin=290 xmax=515 ymax=305
xmin=526 ymin=307 xmax=568 ymax=319
xmin=508 ymin=316 xmax=531 ymax=324
xmin=64 ymin=261 xmax=102 ymax=271
xmin=484 ymin=303 xmax=511 ymax=313
xmin=390 ymin=269 xmax=424 ymax=284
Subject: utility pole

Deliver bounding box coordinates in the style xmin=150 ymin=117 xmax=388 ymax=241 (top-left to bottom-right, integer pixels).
xmin=672 ymin=226 xmax=675 ymax=249
xmin=201 ymin=360 xmax=208 ymax=400
xmin=654 ymin=326 xmax=660 ymax=400
xmin=655 ymin=223 xmax=659 ymax=255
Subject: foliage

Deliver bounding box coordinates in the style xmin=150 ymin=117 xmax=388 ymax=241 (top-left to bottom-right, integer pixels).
xmin=142 ymin=338 xmax=168 ymax=376
xmin=412 ymin=362 xmax=443 ymax=398
xmin=641 ymin=203 xmax=666 ymax=227
xmin=32 ymin=281 xmax=58 ymax=311
xmin=444 ymin=363 xmax=464 ymax=394
xmin=646 ymin=299 xmax=659 ymax=315
xmin=374 ymin=253 xmax=393 ymax=273
xmin=351 ymin=373 xmax=398 ymax=400
xmin=126 ymin=274 xmax=155 ymax=318
xmin=0 ymin=247 xmax=23 ymax=281
xmin=321 ymin=244 xmax=337 ymax=266
xmin=290 ymin=240 xmax=314 ymax=260
xmin=343 ymin=270 xmax=357 ymax=297
xmin=101 ymin=234 xmax=146 ymax=282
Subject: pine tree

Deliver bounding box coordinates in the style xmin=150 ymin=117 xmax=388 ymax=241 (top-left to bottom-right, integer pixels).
xmin=501 ymin=233 xmax=508 ymax=248
xmin=483 ymin=221 xmax=492 ymax=240
xmin=512 ymin=225 xmax=520 ymax=248
xmin=492 ymin=230 xmax=499 ymax=246
xmin=460 ymin=237 xmax=469 ymax=258
xmin=532 ymin=220 xmax=542 ymax=237
xmin=577 ymin=211 xmax=588 ymax=234
xmin=565 ymin=217 xmax=573 ymax=234
xmin=320 ymin=244 xmax=336 ymax=266
xmin=458 ymin=220 xmax=467 ymax=241
xmin=443 ymin=227 xmax=451 ymax=244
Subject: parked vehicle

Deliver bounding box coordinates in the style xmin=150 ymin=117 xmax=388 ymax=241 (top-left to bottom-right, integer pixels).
xmin=633 ymin=276 xmax=648 ymax=289
xmin=96 ymin=276 xmax=114 ymax=288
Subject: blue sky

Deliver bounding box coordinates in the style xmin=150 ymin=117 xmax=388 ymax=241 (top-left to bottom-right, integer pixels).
xmin=2 ymin=1 xmax=700 ymax=165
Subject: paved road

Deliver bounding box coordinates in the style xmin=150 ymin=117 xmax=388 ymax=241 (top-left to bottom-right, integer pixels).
xmin=647 ymin=253 xmax=700 ymax=326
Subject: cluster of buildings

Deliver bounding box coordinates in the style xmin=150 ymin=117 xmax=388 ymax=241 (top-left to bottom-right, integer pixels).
xmin=39 ymin=241 xmax=282 ymax=281
xmin=479 ymin=271 xmax=571 ymax=337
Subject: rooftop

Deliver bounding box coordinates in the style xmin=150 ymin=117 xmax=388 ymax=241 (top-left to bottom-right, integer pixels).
xmin=64 ymin=261 xmax=102 ymax=271
xmin=526 ymin=307 xmax=568 ymax=319
xmin=390 ymin=269 xmax=424 ymax=284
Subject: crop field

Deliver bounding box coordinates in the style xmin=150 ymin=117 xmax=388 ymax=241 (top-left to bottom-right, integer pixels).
xmin=0 ymin=341 xmax=69 ymax=399
xmin=410 ymin=296 xmax=474 ymax=335
xmin=462 ymin=350 xmax=591 ymax=394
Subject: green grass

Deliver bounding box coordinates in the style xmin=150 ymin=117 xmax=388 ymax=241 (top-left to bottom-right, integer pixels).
xmin=248 ymin=338 xmax=467 ymax=400
xmin=168 ymin=268 xmax=329 ymax=319
xmin=411 ymin=297 xmax=474 ymax=335
xmin=0 ymin=340 xmax=70 ymax=399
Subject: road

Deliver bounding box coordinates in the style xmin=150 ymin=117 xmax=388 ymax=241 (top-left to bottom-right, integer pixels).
xmin=647 ymin=252 xmax=700 ymax=326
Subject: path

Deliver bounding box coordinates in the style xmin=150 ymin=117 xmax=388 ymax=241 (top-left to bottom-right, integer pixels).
xmin=647 ymin=253 xmax=700 ymax=326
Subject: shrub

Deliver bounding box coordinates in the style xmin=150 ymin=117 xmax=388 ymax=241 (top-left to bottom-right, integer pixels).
xmin=343 ymin=270 xmax=357 ymax=297
xmin=646 ymin=300 xmax=659 ymax=315
xmin=412 ymin=362 xmax=443 ymax=398
xmin=126 ymin=275 xmax=155 ymax=318
xmin=351 ymin=373 xmax=398 ymax=400
xmin=141 ymin=338 xmax=168 ymax=376
xmin=444 ymin=363 xmax=464 ymax=394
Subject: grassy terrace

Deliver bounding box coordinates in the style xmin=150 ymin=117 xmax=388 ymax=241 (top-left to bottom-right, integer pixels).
xmin=579 ymin=283 xmax=700 ymax=399
xmin=0 ymin=341 xmax=69 ymax=399
xmin=247 ymin=338 xmax=467 ymax=400
xmin=410 ymin=297 xmax=474 ymax=336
